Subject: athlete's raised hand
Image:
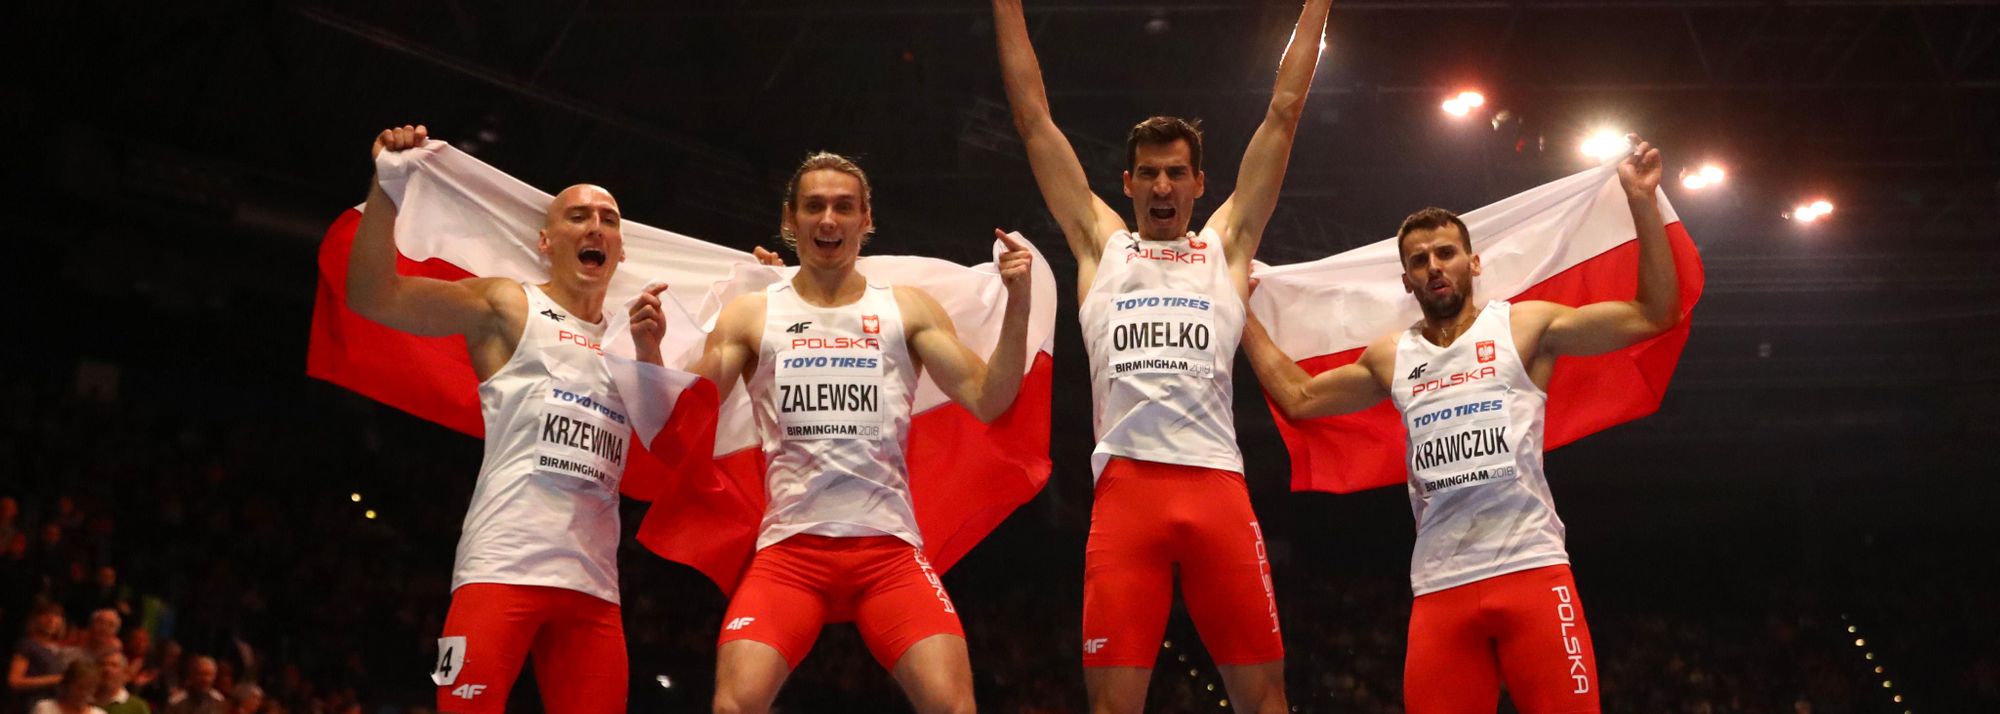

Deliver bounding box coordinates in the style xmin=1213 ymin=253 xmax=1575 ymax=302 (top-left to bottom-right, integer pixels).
xmin=753 ymin=246 xmax=786 ymax=267
xmin=996 ymin=230 xmax=1035 ymax=298
xmin=371 ymin=124 xmax=429 ymax=159
xmin=629 ymin=284 xmax=670 ymax=365
xmin=1617 ymin=133 xmax=1662 ymax=200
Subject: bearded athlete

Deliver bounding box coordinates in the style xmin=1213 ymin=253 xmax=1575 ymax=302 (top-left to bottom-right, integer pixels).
xmin=630 ymin=152 xmax=1035 ymax=714
xmin=1240 ymin=136 xmax=1676 ymax=713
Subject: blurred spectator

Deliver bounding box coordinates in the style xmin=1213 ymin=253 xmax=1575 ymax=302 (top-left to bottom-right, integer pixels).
xmin=67 ymin=571 xmax=129 ymax=625
xmin=27 ymin=659 xmax=103 ymax=714
xmin=114 ymin=632 xmax=149 ymax=696
xmin=162 ymin=657 xmax=221 ymax=714
xmin=91 ymin=652 xmax=145 ymax=714
xmin=10 ymin=603 xmax=71 ymax=707
xmin=223 ymin=684 xmax=257 ymax=714
xmin=77 ymin=613 xmax=117 ymax=663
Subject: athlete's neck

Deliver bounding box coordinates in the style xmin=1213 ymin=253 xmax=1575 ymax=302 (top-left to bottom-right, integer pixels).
xmin=538 ymin=280 xmax=608 ymax=324
xmin=1420 ymin=302 xmax=1482 ymax=348
xmin=791 ymin=266 xmax=867 ymax=307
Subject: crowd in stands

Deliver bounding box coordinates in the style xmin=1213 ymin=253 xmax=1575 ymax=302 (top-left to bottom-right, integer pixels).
xmin=3 ymin=369 xmax=1993 ymax=713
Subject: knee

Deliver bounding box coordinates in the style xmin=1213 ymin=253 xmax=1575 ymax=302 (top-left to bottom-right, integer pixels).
xmin=712 ymin=693 xmax=752 ymax=714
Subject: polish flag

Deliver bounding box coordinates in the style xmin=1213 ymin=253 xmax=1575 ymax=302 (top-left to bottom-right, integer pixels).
xmin=308 ymin=142 xmax=1057 ymax=592
xmin=1251 ymin=164 xmax=1704 ymax=493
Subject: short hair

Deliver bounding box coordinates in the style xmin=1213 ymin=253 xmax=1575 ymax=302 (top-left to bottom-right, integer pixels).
xmin=1396 ymin=207 xmax=1472 ymax=254
xmin=779 ymin=151 xmax=874 ymax=249
xmin=1127 ymin=116 xmax=1205 ymax=173
xmin=61 ymin=659 xmax=101 ymax=688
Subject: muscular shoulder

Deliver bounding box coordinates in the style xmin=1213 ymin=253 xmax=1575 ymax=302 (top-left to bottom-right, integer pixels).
xmin=1358 ymin=332 xmax=1401 ymax=382
xmin=891 ymin=285 xmax=947 ymax=330
xmin=717 ymin=292 xmax=768 ymax=341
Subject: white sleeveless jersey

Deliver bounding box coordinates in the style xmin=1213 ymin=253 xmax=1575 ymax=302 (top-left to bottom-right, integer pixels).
xmin=1079 ymin=228 xmax=1246 ymax=478
xmin=454 ymin=283 xmax=629 ymax=604
xmin=1388 ymin=300 xmax=1569 ymax=596
xmin=748 ymin=281 xmax=923 ymax=550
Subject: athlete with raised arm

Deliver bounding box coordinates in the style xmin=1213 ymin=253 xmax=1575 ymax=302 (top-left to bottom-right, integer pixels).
xmin=1241 ymin=136 xmax=1676 ymax=713
xmin=991 ymin=1 xmax=1331 ymax=711
xmin=629 ymin=152 xmax=1035 ymax=714
xmin=354 ymin=124 xmax=633 ymax=714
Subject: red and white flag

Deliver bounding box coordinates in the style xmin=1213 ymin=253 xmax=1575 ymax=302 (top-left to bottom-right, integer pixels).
xmin=1250 ymin=164 xmax=1705 ymax=493
xmin=307 ymin=142 xmax=1058 ymax=593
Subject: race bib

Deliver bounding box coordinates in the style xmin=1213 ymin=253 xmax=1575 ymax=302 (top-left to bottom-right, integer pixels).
xmin=432 ymin=635 xmax=466 ymax=686
xmin=1407 ymin=396 xmax=1518 ymax=496
xmin=775 ymin=347 xmax=885 ymax=441
xmin=1104 ymin=289 xmax=1216 ymax=380
xmin=532 ymin=384 xmax=629 ymax=488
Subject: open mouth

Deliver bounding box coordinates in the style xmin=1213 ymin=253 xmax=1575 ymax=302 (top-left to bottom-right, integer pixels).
xmin=578 ymin=248 xmax=607 ymax=268
xmin=1427 ymin=279 xmax=1451 ymax=296
xmin=811 ymin=235 xmax=842 ymax=250
xmin=1149 ymin=206 xmax=1176 ymax=221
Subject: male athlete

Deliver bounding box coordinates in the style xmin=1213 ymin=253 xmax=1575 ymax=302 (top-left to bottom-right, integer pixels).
xmin=991 ymin=0 xmax=1329 ymax=711
xmin=1240 ymin=136 xmax=1675 ymax=713
xmin=356 ymin=124 xmax=643 ymax=713
xmin=630 ymin=152 xmax=1035 ymax=714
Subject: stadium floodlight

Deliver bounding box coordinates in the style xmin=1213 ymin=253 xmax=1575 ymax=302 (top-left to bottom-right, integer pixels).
xmin=1442 ymin=90 xmax=1484 ymax=118
xmin=1580 ymin=131 xmax=1630 ymax=161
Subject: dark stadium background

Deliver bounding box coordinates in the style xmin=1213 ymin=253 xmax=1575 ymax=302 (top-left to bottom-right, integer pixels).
xmin=4 ymin=1 xmax=1997 ymax=712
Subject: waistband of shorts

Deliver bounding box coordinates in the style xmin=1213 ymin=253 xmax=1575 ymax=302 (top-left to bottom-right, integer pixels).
xmin=768 ymin=533 xmax=914 ymax=552
xmin=1100 ymin=456 xmax=1245 ymax=482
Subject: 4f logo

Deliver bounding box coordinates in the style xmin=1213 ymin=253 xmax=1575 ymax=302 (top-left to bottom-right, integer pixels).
xmin=726 ymin=617 xmax=757 ymax=631
xmin=862 ymin=315 xmax=881 ymax=335
xmin=1408 ymin=363 xmax=1429 ymax=381
xmin=1476 ymin=340 xmax=1496 ymax=364
xmin=451 ymin=684 xmax=487 ymax=700
xmin=540 ymin=308 xmax=566 ymax=322
xmin=785 ymin=322 xmax=812 ymax=334
xmin=1083 ymin=638 xmax=1109 ymax=654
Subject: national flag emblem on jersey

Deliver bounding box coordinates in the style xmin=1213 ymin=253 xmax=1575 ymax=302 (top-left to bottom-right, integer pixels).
xmin=1251 ymin=162 xmax=1705 ymax=493
xmin=862 ymin=314 xmax=881 ymax=335
xmin=307 ymin=142 xmax=1059 ymax=593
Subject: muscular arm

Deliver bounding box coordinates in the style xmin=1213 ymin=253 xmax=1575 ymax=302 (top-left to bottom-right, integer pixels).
xmin=992 ymin=0 xmax=1125 ymax=268
xmin=346 ymin=125 xmax=510 ymax=338
xmin=901 ymin=282 xmax=1032 ymax=424
xmin=685 ymin=294 xmax=764 ymax=404
xmin=1242 ymin=311 xmax=1392 ymax=419
xmin=1213 ymin=0 xmax=1331 ymax=270
xmin=1537 ymin=138 xmax=1680 ymax=357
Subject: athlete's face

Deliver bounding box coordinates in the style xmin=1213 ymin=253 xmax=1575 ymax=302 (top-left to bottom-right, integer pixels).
xmin=1400 ymin=224 xmax=1481 ymax=319
xmin=538 ymin=184 xmax=625 ymax=288
xmin=1123 ymin=139 xmax=1205 ymax=241
xmin=785 ymin=169 xmax=872 ymax=271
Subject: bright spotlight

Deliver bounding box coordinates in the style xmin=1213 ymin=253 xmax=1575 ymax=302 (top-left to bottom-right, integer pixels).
xmin=1810 ymin=199 xmax=1834 ymax=215
xmin=1457 ymin=91 xmax=1485 ymax=108
xmin=1442 ymin=98 xmax=1470 ymax=117
xmin=1789 ymin=198 xmax=1835 ymax=223
xmin=1579 ymin=131 xmax=1630 ymax=161
xmin=1681 ymin=174 xmax=1710 ymax=190
xmin=349 ymin=492 xmax=362 ymax=503
xmin=364 ymin=509 xmax=378 ymax=520
xmin=1700 ymin=164 xmax=1725 ymax=184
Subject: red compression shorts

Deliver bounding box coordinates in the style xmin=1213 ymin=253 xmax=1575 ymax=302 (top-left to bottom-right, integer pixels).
xmin=433 ymin=582 xmax=627 ymax=714
xmin=1082 ymin=457 xmax=1283 ymax=668
xmin=1405 ymin=564 xmax=1600 ymax=714
xmin=718 ymin=534 xmax=963 ymax=671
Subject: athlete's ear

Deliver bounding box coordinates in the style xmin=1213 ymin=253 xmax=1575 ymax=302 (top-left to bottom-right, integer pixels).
xmin=537 ymin=229 xmax=551 ymax=259
xmin=1401 ymin=270 xmax=1417 ymax=294
xmin=1469 ymin=253 xmax=1482 ymax=277
xmin=1121 ymin=170 xmax=1135 ymax=199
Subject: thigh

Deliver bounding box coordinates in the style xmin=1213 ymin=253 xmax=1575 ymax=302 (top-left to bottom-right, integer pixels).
xmin=1177 ymin=475 xmax=1283 ymax=666
xmin=530 ymin=591 xmax=628 ymax=714
xmin=434 ymin=583 xmax=548 ymax=714
xmin=1082 ymin=470 xmax=1175 ymax=669
xmin=1404 ymin=583 xmax=1500 ymax=714
xmin=852 ymin=545 xmax=964 ymax=672
xmin=717 ymin=545 xmax=832 ymax=671
xmin=888 ymin=634 xmax=974 ymax=714
xmin=1491 ymin=566 xmax=1600 ymax=714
